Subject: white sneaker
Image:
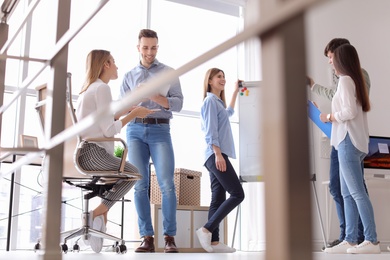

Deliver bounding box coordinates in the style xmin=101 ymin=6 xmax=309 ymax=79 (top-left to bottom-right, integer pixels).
xmin=211 ymin=242 xmax=236 ymax=253
xmin=324 ymin=240 xmax=354 ymax=254
xmin=347 ymin=240 xmax=381 ymax=254
xmin=90 ymin=215 xmax=105 ymax=253
xmin=196 ymin=228 xmax=213 ymax=252
xmin=387 ymin=245 xmax=390 ymax=251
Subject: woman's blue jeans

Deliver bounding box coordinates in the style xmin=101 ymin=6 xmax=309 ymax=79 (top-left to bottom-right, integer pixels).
xmin=329 ymin=146 xmax=366 ymax=242
xmin=338 ymin=133 xmax=377 ymax=243
xmin=126 ymin=123 xmax=177 ymax=237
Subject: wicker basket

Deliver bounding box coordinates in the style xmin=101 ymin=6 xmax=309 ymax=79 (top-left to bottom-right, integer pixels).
xmin=150 ymin=168 xmax=202 ymax=206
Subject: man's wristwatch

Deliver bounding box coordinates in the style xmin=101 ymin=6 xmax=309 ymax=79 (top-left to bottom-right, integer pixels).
xmin=327 ymin=113 xmax=332 ymax=122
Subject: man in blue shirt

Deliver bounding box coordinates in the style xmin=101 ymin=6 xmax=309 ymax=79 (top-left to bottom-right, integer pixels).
xmin=120 ymin=29 xmax=183 ymax=253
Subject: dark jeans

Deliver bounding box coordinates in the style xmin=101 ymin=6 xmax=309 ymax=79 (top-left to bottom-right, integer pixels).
xmin=204 ymin=153 xmax=245 ymax=242
xmin=329 ymin=146 xmax=367 ymax=242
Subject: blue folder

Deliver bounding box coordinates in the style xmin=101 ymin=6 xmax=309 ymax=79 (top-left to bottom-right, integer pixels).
xmin=307 ymin=100 xmax=331 ymax=138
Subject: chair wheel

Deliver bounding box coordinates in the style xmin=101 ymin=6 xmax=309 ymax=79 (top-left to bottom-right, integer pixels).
xmin=116 ymin=244 xmax=127 ymax=254
xmin=61 ymin=243 xmax=68 ymax=253
xmin=72 ymin=243 xmax=80 ymax=252
xmin=34 ymin=241 xmax=41 ymax=252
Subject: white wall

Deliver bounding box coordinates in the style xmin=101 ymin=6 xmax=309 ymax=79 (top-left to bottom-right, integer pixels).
xmin=305 ymin=0 xmax=390 ymax=250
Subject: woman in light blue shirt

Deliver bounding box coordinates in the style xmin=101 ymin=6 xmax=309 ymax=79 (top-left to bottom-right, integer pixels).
xmin=196 ymin=68 xmax=245 ymax=253
xmin=320 ymin=44 xmax=379 ymax=254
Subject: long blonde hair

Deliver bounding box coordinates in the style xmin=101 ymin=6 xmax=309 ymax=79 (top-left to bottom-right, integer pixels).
xmin=203 ymin=68 xmax=226 ymax=107
xmin=80 ymin=49 xmax=111 ymax=94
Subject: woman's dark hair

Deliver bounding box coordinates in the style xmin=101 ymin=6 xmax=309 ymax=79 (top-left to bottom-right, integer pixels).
xmin=324 ymin=38 xmax=350 ymax=57
xmin=333 ymin=44 xmax=370 ymax=112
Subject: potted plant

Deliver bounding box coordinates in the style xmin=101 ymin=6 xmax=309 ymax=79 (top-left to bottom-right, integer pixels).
xmin=114 ymin=145 xmax=124 ymax=158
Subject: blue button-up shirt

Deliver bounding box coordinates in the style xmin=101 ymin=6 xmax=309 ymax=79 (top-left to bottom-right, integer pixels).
xmin=120 ymin=59 xmax=183 ymax=120
xmin=201 ymin=92 xmax=236 ymax=164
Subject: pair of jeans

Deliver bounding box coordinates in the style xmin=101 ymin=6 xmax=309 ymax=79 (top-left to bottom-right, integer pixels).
xmin=338 ymin=133 xmax=377 ymax=243
xmin=204 ymin=153 xmax=245 ymax=242
xmin=329 ymin=146 xmax=366 ymax=242
xmin=126 ymin=123 xmax=177 ymax=237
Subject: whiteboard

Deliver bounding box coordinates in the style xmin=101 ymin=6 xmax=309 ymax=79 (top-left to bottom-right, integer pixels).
xmin=238 ymin=81 xmax=263 ymax=182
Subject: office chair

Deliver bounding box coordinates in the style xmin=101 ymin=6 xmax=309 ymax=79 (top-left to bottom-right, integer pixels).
xmin=34 ymin=73 xmax=140 ymax=254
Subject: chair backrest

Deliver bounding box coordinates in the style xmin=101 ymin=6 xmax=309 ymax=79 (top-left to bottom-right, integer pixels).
xmin=65 ymin=72 xmax=81 ymax=144
xmin=35 ymin=74 xmax=85 ymax=179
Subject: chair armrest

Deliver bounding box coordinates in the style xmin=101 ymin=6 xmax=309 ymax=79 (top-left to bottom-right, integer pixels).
xmin=119 ymin=148 xmax=128 ymax=173
xmin=84 ymin=137 xmax=126 ymax=145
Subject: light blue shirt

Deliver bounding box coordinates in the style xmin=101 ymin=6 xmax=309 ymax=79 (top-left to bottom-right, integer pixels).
xmin=201 ymin=92 xmax=236 ymax=164
xmin=119 ymin=59 xmax=183 ymax=120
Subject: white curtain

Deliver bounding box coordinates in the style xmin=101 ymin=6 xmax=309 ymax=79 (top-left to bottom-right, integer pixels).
xmin=239 ymin=0 xmax=265 ymax=252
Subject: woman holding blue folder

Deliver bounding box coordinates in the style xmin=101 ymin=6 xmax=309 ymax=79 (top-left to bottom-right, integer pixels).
xmin=319 ymin=44 xmax=380 ymax=254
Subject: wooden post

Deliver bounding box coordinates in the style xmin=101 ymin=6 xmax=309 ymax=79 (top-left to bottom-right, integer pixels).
xmin=260 ymin=1 xmax=313 ymax=259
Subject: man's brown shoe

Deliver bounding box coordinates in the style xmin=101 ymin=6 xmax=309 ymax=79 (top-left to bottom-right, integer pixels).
xmin=164 ymin=236 xmax=179 ymax=253
xmin=135 ymin=236 xmax=155 ymax=253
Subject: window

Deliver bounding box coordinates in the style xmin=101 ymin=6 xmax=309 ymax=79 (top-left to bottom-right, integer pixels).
xmin=151 ymin=0 xmax=241 ymax=112
xmin=68 ymin=0 xmax=145 ymax=97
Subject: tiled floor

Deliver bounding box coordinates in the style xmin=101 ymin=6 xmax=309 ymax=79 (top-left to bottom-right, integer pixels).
xmin=0 ymin=250 xmax=389 ymax=260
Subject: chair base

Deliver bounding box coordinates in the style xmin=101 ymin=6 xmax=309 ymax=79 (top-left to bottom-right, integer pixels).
xmin=58 ymin=205 xmax=127 ymax=254
xmin=34 ymin=213 xmax=128 ymax=254
xmin=62 ymin=226 xmax=124 ymax=244
xmin=34 ymin=187 xmax=128 ymax=254
xmin=60 ymin=226 xmax=127 ymax=254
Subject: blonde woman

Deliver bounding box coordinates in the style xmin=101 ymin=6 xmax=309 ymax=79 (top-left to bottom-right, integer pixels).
xmin=196 ymin=68 xmax=245 ymax=253
xmin=76 ymin=50 xmax=155 ymax=252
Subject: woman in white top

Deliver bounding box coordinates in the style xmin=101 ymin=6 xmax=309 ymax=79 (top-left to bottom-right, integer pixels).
xmin=76 ymin=49 xmax=155 ymax=252
xmin=320 ymin=44 xmax=379 ymax=254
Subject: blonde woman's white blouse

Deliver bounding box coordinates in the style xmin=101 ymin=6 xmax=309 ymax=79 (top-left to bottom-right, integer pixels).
xmin=76 ymin=79 xmax=122 ymax=154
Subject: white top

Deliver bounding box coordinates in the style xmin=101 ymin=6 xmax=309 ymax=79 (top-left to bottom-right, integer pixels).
xmin=331 ymin=75 xmax=369 ymax=153
xmin=76 ymin=79 xmax=122 ymax=154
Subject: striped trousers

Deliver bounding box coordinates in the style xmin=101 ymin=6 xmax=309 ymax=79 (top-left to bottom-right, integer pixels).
xmin=76 ymin=142 xmax=140 ymax=209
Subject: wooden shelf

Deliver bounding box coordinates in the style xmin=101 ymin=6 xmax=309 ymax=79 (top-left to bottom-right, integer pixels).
xmin=152 ymin=204 xmax=227 ymax=253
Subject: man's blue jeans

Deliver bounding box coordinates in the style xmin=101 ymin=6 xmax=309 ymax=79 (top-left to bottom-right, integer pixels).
xmin=126 ymin=123 xmax=177 ymax=237
xmin=330 ymin=146 xmax=367 ymax=242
